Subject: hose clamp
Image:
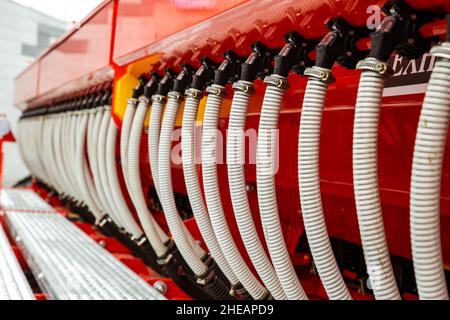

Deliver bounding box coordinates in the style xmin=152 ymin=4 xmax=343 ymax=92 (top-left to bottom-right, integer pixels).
xmin=232 ymin=81 xmax=255 ymax=95
xmin=264 ymin=75 xmax=290 ymax=89
xmin=206 ymin=85 xmax=226 ymax=97
xmin=430 ymin=42 xmax=450 ymax=60
xmin=356 ymin=57 xmax=393 ymax=76
xmin=152 ymin=94 xmax=166 ymax=104
xmin=157 ymin=253 xmax=173 ymax=266
xmin=304 ymin=66 xmax=335 ymax=84
xmin=135 ymin=235 xmax=148 ymax=247
xmin=167 ymin=91 xmax=183 ymax=102
xmin=196 ymin=270 xmax=215 ymax=286
xmin=97 ymin=214 xmax=112 ymax=228
xmin=138 ymin=96 xmax=150 ymax=106
xmin=127 ymin=97 xmax=138 ymax=107
xmin=185 ymin=88 xmax=203 ymax=100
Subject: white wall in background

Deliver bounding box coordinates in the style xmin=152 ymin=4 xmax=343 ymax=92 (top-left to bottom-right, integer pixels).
xmin=0 ymin=0 xmax=67 ymax=186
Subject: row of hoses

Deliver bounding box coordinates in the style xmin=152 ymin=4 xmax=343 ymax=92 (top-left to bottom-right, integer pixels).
xmin=119 ymin=11 xmax=448 ymax=300
xmin=16 ymin=94 xmax=143 ymax=242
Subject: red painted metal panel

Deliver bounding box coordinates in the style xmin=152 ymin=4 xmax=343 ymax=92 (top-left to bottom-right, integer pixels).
xmin=112 ymin=0 xmax=249 ymax=65
xmin=38 ymin=1 xmax=115 ymax=97
xmin=14 ymin=62 xmax=39 ymax=110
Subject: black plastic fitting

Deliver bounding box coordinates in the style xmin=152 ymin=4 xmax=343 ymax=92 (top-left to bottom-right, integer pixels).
xmin=143 ymin=72 xmax=161 ymax=98
xmin=172 ymin=64 xmax=194 ymax=94
xmin=240 ymin=42 xmax=277 ymax=82
xmin=214 ymin=51 xmax=245 ymax=86
xmin=316 ymin=18 xmax=370 ymax=70
xmin=204 ymin=274 xmax=234 ymax=300
xmin=192 ymin=58 xmax=217 ymax=91
xmin=273 ymin=32 xmax=317 ymax=77
xmin=132 ymin=75 xmax=148 ymax=99
xmin=370 ymin=1 xmax=439 ymax=61
xmin=156 ymin=69 xmax=177 ymax=96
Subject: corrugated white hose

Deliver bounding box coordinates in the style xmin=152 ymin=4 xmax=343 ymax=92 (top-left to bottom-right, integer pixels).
xmin=97 ymin=107 xmax=126 ymax=227
xmin=56 ymin=114 xmax=75 ymax=196
xmin=27 ymin=117 xmax=42 ymax=180
xmin=85 ymin=110 xmax=104 ymax=211
xmin=148 ymin=96 xmax=164 ymax=195
xmin=67 ymin=112 xmax=83 ymax=199
xmin=182 ymin=91 xmax=239 ymax=286
xmin=120 ymin=98 xmax=137 ymax=192
xmin=106 ymin=114 xmax=144 ymax=239
xmin=43 ymin=115 xmax=60 ymax=191
xmin=298 ymin=70 xmax=351 ymax=300
xmin=202 ymin=85 xmax=268 ymax=300
xmin=227 ymin=81 xmax=286 ymax=300
xmin=127 ymin=96 xmax=167 ymax=257
xmin=127 ymin=97 xmax=169 ymax=243
xmin=36 ymin=116 xmax=49 ymax=181
xmin=158 ymin=92 xmax=209 ymax=277
xmin=97 ymin=108 xmax=118 ymax=216
xmin=81 ymin=109 xmax=109 ymax=219
xmin=51 ymin=115 xmax=68 ymax=195
xmin=72 ymin=112 xmax=89 ymax=203
xmin=353 ymin=58 xmax=401 ymax=300
xmin=74 ymin=110 xmax=102 ymax=221
xmin=148 ymin=95 xmax=204 ymax=256
xmin=256 ymin=75 xmax=308 ymax=300
xmin=59 ymin=113 xmax=77 ymax=197
xmin=89 ymin=108 xmax=112 ymax=215
xmin=410 ymin=44 xmax=450 ymax=300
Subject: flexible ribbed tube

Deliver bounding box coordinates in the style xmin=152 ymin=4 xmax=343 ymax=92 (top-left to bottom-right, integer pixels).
xmin=97 ymin=108 xmax=124 ymax=226
xmin=353 ymin=63 xmax=400 ymax=300
xmin=127 ymin=98 xmax=167 ymax=257
xmin=106 ymin=116 xmax=144 ymax=239
xmin=120 ymin=99 xmax=137 ymax=192
xmin=86 ymin=110 xmax=104 ymax=212
xmin=74 ymin=110 xmax=102 ymax=221
xmin=148 ymin=97 xmax=164 ymax=196
xmin=90 ymin=108 xmax=113 ymax=215
xmin=147 ymin=96 xmax=203 ymax=254
xmin=227 ymin=81 xmax=286 ymax=300
xmin=158 ymin=94 xmax=208 ymax=277
xmin=182 ymin=93 xmax=239 ymax=286
xmin=298 ymin=76 xmax=351 ymax=300
xmin=256 ymin=76 xmax=308 ymax=300
xmin=202 ymin=86 xmax=267 ymax=300
xmin=410 ymin=45 xmax=450 ymax=300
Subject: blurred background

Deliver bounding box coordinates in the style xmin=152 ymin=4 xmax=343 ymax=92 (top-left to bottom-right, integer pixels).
xmin=0 ymin=0 xmax=103 ymax=186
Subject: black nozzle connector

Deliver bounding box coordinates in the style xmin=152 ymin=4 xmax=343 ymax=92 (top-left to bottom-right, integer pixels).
xmin=172 ymin=64 xmax=194 ymax=94
xmin=273 ymin=32 xmax=317 ymax=77
xmin=143 ymin=72 xmax=161 ymax=98
xmin=371 ymin=1 xmax=439 ymax=61
xmin=240 ymin=42 xmax=277 ymax=82
xmin=157 ymin=69 xmax=177 ymax=96
xmin=214 ymin=51 xmax=245 ymax=87
xmin=316 ymin=18 xmax=370 ymax=70
xmin=101 ymin=89 xmax=112 ymax=106
xmin=192 ymin=58 xmax=217 ymax=91
xmin=132 ymin=75 xmax=148 ymax=99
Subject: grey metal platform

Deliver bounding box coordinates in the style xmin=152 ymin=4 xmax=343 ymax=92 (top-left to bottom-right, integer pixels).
xmin=0 ymin=224 xmax=35 ymax=300
xmin=0 ymin=189 xmax=53 ymax=212
xmin=6 ymin=211 xmax=166 ymax=300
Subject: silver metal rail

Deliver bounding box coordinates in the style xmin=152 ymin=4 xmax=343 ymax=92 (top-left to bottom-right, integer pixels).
xmin=0 ymin=189 xmax=53 ymax=212
xmin=0 ymin=224 xmax=35 ymax=300
xmin=6 ymin=211 xmax=166 ymax=300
